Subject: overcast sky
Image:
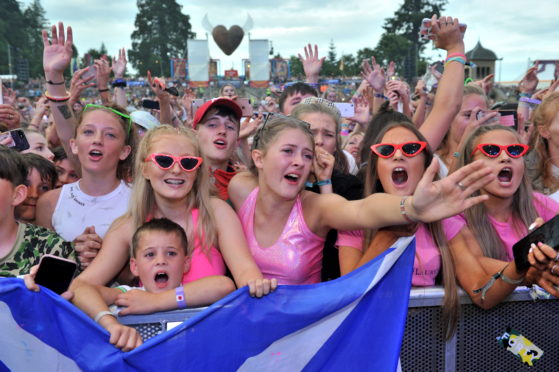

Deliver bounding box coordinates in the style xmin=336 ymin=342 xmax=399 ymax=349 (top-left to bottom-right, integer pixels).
xmin=22 ymin=0 xmax=559 ymax=82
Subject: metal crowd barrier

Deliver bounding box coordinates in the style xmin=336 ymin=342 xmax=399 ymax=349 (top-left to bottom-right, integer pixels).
xmin=119 ymin=286 xmax=558 ymax=371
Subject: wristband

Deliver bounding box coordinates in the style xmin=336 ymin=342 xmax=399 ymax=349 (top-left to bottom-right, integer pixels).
xmin=94 ymin=310 xmax=115 ymax=323
xmin=400 ymin=196 xmax=417 ymax=223
xmin=44 ymin=91 xmax=71 ymax=102
xmin=98 ymin=88 xmax=110 ymax=93
xmin=444 ymin=57 xmax=466 ymax=67
xmin=374 ymin=93 xmax=388 ymax=100
xmin=47 ymin=80 xmax=65 ymax=86
xmin=315 ymin=179 xmax=332 ymax=187
xmin=519 ymin=97 xmax=541 ymax=105
xmin=446 ymin=52 xmax=467 ymax=60
xmin=175 ymin=286 xmax=187 ymax=309
xmin=519 ymin=92 xmax=531 ymax=98
xmin=453 ymin=151 xmax=460 ymax=158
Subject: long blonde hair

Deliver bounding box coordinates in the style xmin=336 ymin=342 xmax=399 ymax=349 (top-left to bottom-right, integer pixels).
xmin=531 ymin=92 xmax=559 ymax=193
xmin=126 ymin=125 xmax=217 ymax=255
xmin=457 ymin=125 xmax=539 ymax=260
xmin=363 ymin=121 xmax=459 ymax=340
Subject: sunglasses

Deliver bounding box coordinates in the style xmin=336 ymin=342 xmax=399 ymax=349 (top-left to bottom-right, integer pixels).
xmin=145 ymin=153 xmax=203 ymax=172
xmin=83 ymin=104 xmax=132 ymax=136
xmin=471 ymin=143 xmax=529 ymax=158
xmin=371 ymin=141 xmax=427 ymax=158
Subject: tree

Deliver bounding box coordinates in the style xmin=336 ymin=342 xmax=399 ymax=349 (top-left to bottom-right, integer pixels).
xmin=382 ymin=0 xmax=447 ymax=80
xmin=128 ymin=0 xmax=195 ymax=77
xmin=0 ymin=0 xmax=28 ymax=77
xmin=321 ymin=40 xmax=341 ymax=77
xmin=372 ymin=33 xmax=412 ymax=76
xmin=289 ymin=55 xmax=304 ymax=80
xmin=23 ymin=0 xmax=49 ymax=78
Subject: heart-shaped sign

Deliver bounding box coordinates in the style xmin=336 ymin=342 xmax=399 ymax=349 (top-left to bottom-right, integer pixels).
xmin=212 ymin=25 xmax=244 ymax=55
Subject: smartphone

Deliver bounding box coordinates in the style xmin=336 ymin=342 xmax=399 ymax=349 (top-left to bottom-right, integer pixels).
xmin=190 ymin=99 xmax=205 ymax=118
xmin=0 ymin=129 xmax=30 ymax=151
xmin=0 ymin=78 xmax=3 ymax=105
xmin=419 ymin=18 xmax=467 ymax=40
xmin=236 ymin=98 xmax=253 ymax=117
xmin=81 ymin=65 xmax=97 ymax=80
xmin=513 ymin=214 xmax=559 ymax=271
xmin=476 ymin=110 xmax=501 ymax=125
xmin=333 ymin=102 xmax=355 ymax=118
xmin=142 ymin=99 xmax=160 ymax=110
xmin=34 ymin=254 xmax=77 ymax=295
xmin=499 ymin=111 xmax=517 ymax=129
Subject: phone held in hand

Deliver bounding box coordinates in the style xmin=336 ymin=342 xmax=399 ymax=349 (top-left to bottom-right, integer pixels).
xmin=0 ymin=129 xmax=30 ymax=151
xmin=190 ymin=99 xmax=205 ymax=117
xmin=419 ymin=18 xmax=467 ymax=40
xmin=34 ymin=254 xmax=78 ymax=295
xmin=142 ymin=99 xmax=160 ymax=110
xmin=512 ymin=214 xmax=559 ymax=272
xmin=333 ymin=102 xmax=355 ymax=118
xmin=236 ymin=98 xmax=253 ymax=117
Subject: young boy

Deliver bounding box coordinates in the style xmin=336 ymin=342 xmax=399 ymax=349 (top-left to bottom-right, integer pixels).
xmin=0 ymin=146 xmax=75 ymax=277
xmin=71 ymin=218 xmax=235 ymax=352
xmin=15 ymin=153 xmax=57 ymax=224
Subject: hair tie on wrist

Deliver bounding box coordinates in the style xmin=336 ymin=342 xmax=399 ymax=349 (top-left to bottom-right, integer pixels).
xmin=47 ymin=80 xmax=65 ymax=85
xmin=98 ymin=88 xmax=110 ymax=93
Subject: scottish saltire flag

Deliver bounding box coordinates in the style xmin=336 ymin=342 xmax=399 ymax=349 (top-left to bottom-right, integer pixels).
xmin=0 ymin=237 xmax=415 ymax=372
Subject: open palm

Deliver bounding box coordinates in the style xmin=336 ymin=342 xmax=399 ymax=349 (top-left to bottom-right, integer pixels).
xmin=42 ymin=22 xmax=73 ymax=74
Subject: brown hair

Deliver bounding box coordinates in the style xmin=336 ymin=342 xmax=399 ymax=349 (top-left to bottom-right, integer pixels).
xmin=363 ymin=121 xmax=459 ymax=339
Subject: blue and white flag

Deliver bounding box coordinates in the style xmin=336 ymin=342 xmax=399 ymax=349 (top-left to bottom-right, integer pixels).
xmin=0 ymin=237 xmax=415 ymax=372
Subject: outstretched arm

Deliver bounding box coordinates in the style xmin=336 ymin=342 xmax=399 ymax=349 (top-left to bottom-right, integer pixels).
xmin=298 ymin=44 xmax=324 ymax=84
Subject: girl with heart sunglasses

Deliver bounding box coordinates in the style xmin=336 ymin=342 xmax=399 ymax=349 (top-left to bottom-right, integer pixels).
xmin=71 ymin=125 xmax=276 ymax=307
xmin=456 ymin=124 xmax=559 ymax=297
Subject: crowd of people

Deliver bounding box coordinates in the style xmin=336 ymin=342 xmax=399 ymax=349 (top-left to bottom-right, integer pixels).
xmin=1 ymin=14 xmax=559 ymax=352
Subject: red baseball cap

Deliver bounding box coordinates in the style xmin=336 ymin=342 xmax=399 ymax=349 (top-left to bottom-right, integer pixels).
xmin=192 ymin=98 xmax=242 ymax=129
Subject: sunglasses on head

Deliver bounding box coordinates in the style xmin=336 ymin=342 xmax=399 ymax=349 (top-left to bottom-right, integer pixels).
xmin=83 ymin=104 xmax=132 ymax=136
xmin=471 ymin=143 xmax=529 ymax=158
xmin=371 ymin=141 xmax=427 ymax=158
xmin=145 ymin=153 xmax=203 ymax=172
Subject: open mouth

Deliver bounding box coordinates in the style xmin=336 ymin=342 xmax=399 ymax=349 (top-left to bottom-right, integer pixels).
xmin=214 ymin=139 xmax=227 ymax=148
xmin=164 ymin=179 xmax=185 ymax=185
xmin=89 ymin=150 xmax=103 ymax=160
xmin=498 ymin=167 xmax=513 ymax=183
xmin=392 ymin=168 xmax=408 ymax=185
xmin=154 ymin=272 xmax=169 ymax=288
xmin=284 ymin=173 xmax=300 ymax=184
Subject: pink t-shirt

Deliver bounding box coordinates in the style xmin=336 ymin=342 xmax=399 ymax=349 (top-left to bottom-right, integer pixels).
xmin=486 ymin=192 xmax=559 ymax=261
xmin=337 ymin=216 xmax=465 ymax=286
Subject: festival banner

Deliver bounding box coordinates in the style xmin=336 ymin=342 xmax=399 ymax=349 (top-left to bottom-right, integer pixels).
xmin=0 ymin=237 xmax=415 ymax=371
xmin=187 ymin=39 xmax=209 ymax=87
xmin=249 ymin=39 xmax=270 ymax=86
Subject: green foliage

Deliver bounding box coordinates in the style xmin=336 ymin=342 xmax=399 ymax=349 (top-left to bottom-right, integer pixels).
xmin=128 ymin=0 xmax=195 ymax=77
xmin=289 ymin=55 xmax=304 ymax=79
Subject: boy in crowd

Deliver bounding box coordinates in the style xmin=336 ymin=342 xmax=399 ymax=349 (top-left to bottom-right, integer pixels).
xmin=278 ymin=82 xmax=318 ymax=115
xmin=0 ymin=146 xmax=75 ymax=277
xmin=71 ymin=218 xmax=235 ymax=352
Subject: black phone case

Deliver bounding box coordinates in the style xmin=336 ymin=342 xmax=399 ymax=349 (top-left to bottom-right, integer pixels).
xmin=35 ymin=256 xmax=77 ymax=295
xmin=513 ymin=214 xmax=559 ymax=271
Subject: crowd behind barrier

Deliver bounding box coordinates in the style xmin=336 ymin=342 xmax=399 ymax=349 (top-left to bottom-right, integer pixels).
xmin=1 ymin=12 xmax=559 ymax=369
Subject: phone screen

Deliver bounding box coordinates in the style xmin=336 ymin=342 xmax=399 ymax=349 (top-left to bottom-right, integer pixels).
xmin=35 ymin=255 xmax=77 ymax=295
xmin=0 ymin=129 xmax=29 ymax=151
xmin=333 ymin=102 xmax=355 ymax=118
xmin=142 ymin=99 xmax=160 ymax=110
xmin=513 ymin=214 xmax=559 ymax=271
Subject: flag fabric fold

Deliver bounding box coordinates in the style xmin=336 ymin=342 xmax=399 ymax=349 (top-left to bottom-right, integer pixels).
xmin=0 ymin=237 xmax=415 ymax=372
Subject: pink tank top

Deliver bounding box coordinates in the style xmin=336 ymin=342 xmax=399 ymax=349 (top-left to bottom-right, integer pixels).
xmin=181 ymin=208 xmax=226 ymax=283
xmin=238 ymin=187 xmax=325 ymax=285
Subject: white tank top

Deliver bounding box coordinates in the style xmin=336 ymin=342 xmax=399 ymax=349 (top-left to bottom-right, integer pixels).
xmin=52 ymin=180 xmax=131 ymax=241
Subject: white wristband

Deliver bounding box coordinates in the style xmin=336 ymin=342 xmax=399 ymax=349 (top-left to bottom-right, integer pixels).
xmin=94 ymin=310 xmax=115 ymax=323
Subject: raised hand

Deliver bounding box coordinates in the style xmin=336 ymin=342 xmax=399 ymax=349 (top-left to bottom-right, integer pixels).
xmin=94 ymin=58 xmax=111 ymax=89
xmin=519 ymin=65 xmax=539 ymax=94
xmin=42 ymin=22 xmax=73 ymax=75
xmin=298 ymin=44 xmax=324 ymax=83
xmin=69 ymin=67 xmax=96 ymax=106
xmin=0 ymin=104 xmax=21 ymax=129
xmin=409 ymin=158 xmax=493 ymax=223
xmin=361 ymin=57 xmax=386 ymax=93
xmin=239 ymin=114 xmax=262 ymax=140
xmin=112 ymin=48 xmax=127 ymax=79
xmin=430 ymin=15 xmax=465 ymax=52
xmin=348 ymin=95 xmax=371 ymax=125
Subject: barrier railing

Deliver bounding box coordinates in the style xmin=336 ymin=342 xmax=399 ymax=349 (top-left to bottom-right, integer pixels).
xmin=119 ymin=286 xmax=558 ymax=371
